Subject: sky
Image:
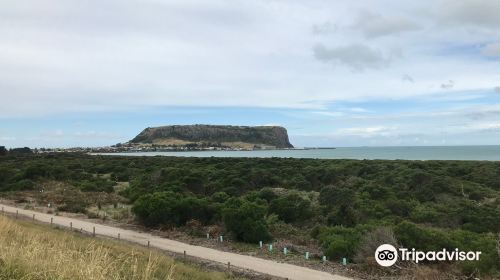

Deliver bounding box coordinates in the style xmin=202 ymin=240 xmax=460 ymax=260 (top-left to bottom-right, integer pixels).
xmin=1 ymin=0 xmax=500 ymax=148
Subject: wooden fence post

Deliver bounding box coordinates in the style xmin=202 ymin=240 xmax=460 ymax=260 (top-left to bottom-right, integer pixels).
xmin=93 ymin=226 xmax=95 ymax=237
xmin=32 ymin=214 xmax=35 ymax=221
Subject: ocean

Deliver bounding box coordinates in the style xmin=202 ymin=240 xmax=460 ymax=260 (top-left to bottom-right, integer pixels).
xmin=97 ymin=145 xmax=500 ymax=161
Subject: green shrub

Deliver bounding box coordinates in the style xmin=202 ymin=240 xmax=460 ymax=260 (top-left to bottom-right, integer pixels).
xmin=132 ymin=192 xmax=215 ymax=227
xmin=132 ymin=192 xmax=175 ymax=227
xmin=317 ymin=226 xmax=361 ymax=260
xmin=394 ymin=221 xmax=454 ymax=251
xmin=269 ymin=192 xmax=312 ymax=223
xmin=57 ymin=202 xmax=87 ymax=214
xmin=222 ymin=198 xmax=271 ymax=243
xmin=327 ymin=205 xmax=359 ymax=227
xmin=11 ymin=179 xmax=35 ymax=191
xmin=75 ymin=179 xmax=114 ymax=193
xmin=448 ymin=230 xmax=500 ymax=276
xmin=2 ymin=153 xmax=500 ymax=277
xmin=319 ymin=186 xmax=354 ymax=209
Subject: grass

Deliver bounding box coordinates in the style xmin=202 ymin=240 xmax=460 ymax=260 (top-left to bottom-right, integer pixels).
xmin=86 ymin=203 xmax=134 ymax=222
xmin=0 ymin=215 xmax=242 ymax=280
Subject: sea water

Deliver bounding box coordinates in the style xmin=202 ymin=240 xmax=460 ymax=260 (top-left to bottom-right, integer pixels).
xmin=98 ymin=145 xmax=500 ymax=161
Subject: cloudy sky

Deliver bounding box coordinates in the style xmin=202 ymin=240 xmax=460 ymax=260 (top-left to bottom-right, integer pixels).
xmin=1 ymin=0 xmax=500 ymax=148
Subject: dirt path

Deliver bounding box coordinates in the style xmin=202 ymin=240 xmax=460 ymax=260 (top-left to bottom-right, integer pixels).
xmin=0 ymin=204 xmax=352 ymax=280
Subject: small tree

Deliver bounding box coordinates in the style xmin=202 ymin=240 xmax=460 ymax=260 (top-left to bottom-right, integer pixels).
xmin=132 ymin=192 xmax=178 ymax=226
xmin=269 ymin=192 xmax=312 ymax=223
xmin=318 ymin=226 xmax=360 ymax=260
xmin=0 ymin=146 xmax=7 ymax=156
xmin=319 ymin=186 xmax=355 ymax=209
xmin=133 ymin=191 xmax=215 ymax=227
xmin=9 ymin=147 xmax=32 ymax=154
xmin=222 ymin=198 xmax=271 ymax=243
xmin=327 ymin=205 xmax=359 ymax=227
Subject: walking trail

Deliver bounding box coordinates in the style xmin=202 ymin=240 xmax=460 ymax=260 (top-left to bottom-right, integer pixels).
xmin=0 ymin=203 xmax=352 ymax=280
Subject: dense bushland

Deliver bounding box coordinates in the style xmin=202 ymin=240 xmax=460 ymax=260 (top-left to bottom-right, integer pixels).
xmin=0 ymin=153 xmax=499 ymax=277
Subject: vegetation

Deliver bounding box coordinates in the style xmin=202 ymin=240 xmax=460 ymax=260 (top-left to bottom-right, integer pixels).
xmin=0 ymin=215 xmax=241 ymax=280
xmin=222 ymin=197 xmax=271 ymax=243
xmin=133 ymin=191 xmax=215 ymax=227
xmin=0 ymin=153 xmax=499 ymax=277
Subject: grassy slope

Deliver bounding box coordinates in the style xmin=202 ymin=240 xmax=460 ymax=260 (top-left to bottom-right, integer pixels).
xmin=0 ymin=215 xmax=242 ymax=280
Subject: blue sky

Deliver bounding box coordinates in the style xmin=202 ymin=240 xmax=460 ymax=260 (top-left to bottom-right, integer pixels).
xmin=1 ymin=0 xmax=500 ymax=148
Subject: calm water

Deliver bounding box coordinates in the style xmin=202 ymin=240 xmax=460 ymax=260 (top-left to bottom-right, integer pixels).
xmin=97 ymin=146 xmax=500 ymax=161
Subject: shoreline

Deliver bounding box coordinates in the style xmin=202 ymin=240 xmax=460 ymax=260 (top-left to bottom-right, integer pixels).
xmin=90 ymin=145 xmax=500 ymax=161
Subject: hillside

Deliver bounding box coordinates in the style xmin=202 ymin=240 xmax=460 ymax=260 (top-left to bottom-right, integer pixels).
xmin=129 ymin=125 xmax=293 ymax=150
xmin=0 ymin=215 xmax=241 ymax=280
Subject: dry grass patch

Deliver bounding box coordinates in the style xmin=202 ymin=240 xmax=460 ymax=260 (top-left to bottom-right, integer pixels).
xmin=0 ymin=216 xmax=241 ymax=280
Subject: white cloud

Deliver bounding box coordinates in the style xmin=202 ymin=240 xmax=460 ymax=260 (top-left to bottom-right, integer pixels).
xmin=495 ymin=87 xmax=500 ymax=93
xmin=312 ymin=111 xmax=344 ymax=117
xmin=260 ymin=123 xmax=282 ymax=127
xmin=349 ymin=107 xmax=370 ymax=113
xmin=312 ymin=22 xmax=337 ymax=35
xmin=464 ymin=122 xmax=500 ymax=131
xmin=295 ymin=102 xmax=500 ymax=146
xmin=351 ymin=11 xmax=420 ymax=38
xmin=337 ymin=126 xmax=397 ymax=137
xmin=437 ymin=0 xmax=500 ymax=28
xmin=402 ymin=74 xmax=414 ymax=83
xmin=481 ymin=42 xmax=500 ymax=57
xmin=73 ymin=131 xmax=118 ymax=139
xmin=40 ymin=130 xmax=64 ymax=138
xmin=441 ymin=80 xmax=455 ymax=89
xmin=313 ymin=43 xmax=389 ymax=70
xmin=0 ymin=0 xmax=499 ymax=119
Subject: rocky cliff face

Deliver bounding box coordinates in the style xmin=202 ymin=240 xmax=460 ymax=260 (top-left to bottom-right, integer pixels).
xmin=130 ymin=125 xmax=293 ymax=149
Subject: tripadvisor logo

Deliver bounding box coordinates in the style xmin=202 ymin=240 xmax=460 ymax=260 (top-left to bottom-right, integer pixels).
xmin=375 ymin=244 xmax=481 ymax=267
xmin=375 ymin=244 xmax=398 ymax=267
